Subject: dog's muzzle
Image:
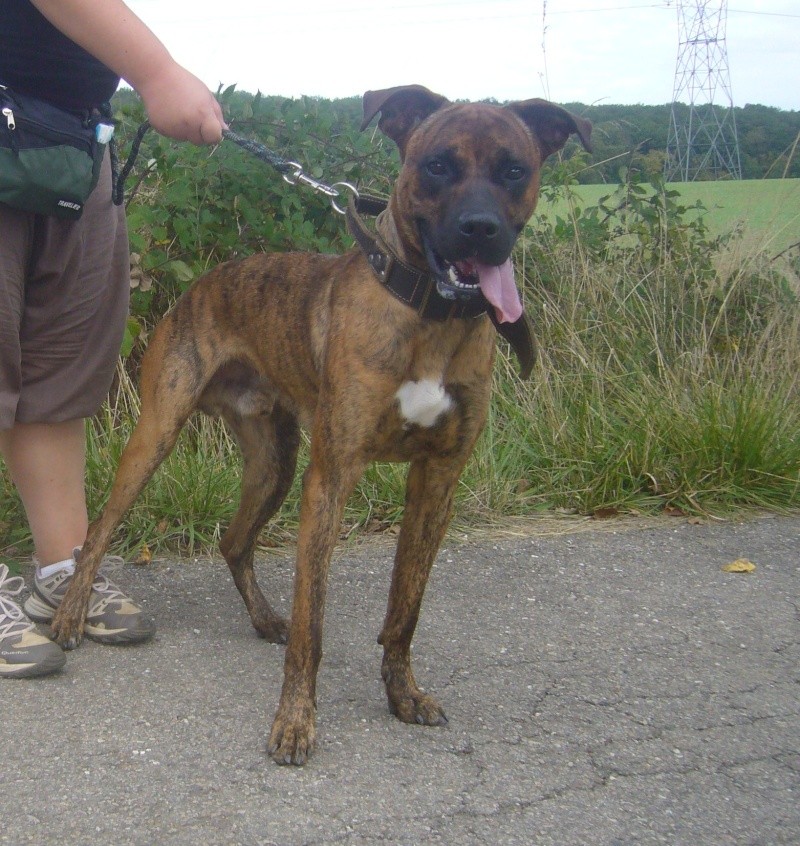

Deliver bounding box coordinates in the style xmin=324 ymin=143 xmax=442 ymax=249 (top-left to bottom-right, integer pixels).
xmin=419 ymin=220 xmax=523 ymax=324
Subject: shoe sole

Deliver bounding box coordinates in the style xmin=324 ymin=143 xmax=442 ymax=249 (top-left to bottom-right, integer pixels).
xmin=0 ymin=649 xmax=66 ymax=679
xmin=84 ymin=622 xmax=155 ymax=645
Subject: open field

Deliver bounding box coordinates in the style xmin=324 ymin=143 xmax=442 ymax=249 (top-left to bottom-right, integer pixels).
xmin=537 ymin=178 xmax=800 ymax=255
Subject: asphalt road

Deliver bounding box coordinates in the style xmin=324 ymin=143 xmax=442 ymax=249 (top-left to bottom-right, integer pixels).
xmin=2 ymin=513 xmax=798 ymax=846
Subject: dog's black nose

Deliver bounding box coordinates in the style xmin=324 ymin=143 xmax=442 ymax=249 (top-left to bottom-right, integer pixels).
xmin=458 ymin=212 xmax=501 ymax=241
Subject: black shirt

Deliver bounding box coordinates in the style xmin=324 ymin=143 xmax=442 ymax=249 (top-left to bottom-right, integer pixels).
xmin=0 ymin=0 xmax=121 ymax=111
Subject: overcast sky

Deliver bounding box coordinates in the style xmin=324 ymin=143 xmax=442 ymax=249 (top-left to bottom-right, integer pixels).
xmin=125 ymin=1 xmax=799 ymax=110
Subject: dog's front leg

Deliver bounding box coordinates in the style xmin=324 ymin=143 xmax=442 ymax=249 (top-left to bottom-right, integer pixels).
xmin=268 ymin=446 xmax=365 ymax=766
xmin=49 ymin=538 xmax=104 ymax=649
xmin=378 ymin=455 xmax=466 ymax=727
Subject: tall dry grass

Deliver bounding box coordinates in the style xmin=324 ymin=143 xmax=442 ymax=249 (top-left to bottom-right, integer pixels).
xmin=462 ymin=229 xmax=799 ymax=520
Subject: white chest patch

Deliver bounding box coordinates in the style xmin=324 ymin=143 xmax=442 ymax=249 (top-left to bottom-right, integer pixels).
xmin=395 ymin=379 xmax=453 ymax=428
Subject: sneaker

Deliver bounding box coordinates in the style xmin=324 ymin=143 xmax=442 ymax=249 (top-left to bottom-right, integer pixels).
xmin=0 ymin=563 xmax=66 ymax=679
xmin=24 ymin=551 xmax=155 ymax=645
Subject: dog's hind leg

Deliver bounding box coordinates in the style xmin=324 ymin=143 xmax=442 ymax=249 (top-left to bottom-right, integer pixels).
xmin=378 ymin=455 xmax=467 ymax=727
xmin=219 ymin=404 xmax=300 ymax=644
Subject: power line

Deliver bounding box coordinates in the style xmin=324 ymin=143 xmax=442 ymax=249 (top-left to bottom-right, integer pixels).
xmin=546 ymin=3 xmax=668 ymax=12
xmin=728 ymin=7 xmax=800 ymax=18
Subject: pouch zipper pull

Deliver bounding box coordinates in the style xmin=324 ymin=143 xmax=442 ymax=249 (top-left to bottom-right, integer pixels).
xmin=2 ymin=107 xmax=15 ymax=130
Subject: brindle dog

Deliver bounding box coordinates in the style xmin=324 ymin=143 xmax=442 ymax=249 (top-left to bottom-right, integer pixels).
xmin=50 ymin=85 xmax=591 ymax=765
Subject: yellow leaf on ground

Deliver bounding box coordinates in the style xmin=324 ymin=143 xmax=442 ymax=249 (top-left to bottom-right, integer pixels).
xmin=132 ymin=543 xmax=153 ymax=566
xmin=721 ymin=558 xmax=756 ymax=573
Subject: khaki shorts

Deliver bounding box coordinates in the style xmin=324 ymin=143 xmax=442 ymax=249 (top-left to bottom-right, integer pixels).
xmin=0 ymin=151 xmax=130 ymax=429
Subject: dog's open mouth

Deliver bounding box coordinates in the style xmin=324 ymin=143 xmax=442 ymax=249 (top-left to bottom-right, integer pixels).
xmin=443 ymin=259 xmax=482 ymax=295
xmin=423 ymin=239 xmax=524 ymax=324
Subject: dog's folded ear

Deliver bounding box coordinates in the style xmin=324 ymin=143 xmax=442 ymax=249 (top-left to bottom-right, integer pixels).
xmin=361 ymin=85 xmax=449 ymax=159
xmin=506 ymin=99 xmax=593 ymax=160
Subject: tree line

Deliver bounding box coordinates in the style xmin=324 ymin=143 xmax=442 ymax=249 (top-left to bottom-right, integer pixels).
xmin=111 ymin=88 xmax=799 ymax=191
xmin=561 ymin=101 xmax=799 ymax=183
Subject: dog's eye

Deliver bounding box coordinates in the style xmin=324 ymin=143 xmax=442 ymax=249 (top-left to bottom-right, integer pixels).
xmin=425 ymin=159 xmax=448 ymax=177
xmin=504 ymin=164 xmax=526 ymax=181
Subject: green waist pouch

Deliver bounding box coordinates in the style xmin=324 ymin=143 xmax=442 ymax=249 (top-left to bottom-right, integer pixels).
xmin=0 ymin=84 xmax=111 ymax=220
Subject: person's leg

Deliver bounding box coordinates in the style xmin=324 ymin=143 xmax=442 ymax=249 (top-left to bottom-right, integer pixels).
xmin=0 ymin=197 xmax=68 ymax=677
xmin=1 ymin=152 xmax=153 ymax=660
xmin=0 ymin=419 xmax=88 ymax=566
xmin=1 ymin=415 xmax=156 ymax=644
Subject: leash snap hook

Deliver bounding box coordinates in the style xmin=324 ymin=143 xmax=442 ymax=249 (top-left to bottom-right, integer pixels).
xmin=283 ymin=162 xmax=349 ymax=206
xmin=282 ymin=161 xmax=305 ymax=187
xmin=330 ymin=182 xmax=359 ymax=215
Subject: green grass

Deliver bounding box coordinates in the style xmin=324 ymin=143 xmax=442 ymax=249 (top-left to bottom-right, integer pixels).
xmin=537 ymin=178 xmax=800 ymax=255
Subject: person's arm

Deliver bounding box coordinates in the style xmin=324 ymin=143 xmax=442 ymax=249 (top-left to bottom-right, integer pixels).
xmin=29 ymin=0 xmax=225 ymax=144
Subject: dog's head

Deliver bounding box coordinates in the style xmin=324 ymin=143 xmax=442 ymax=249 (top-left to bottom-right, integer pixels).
xmin=361 ymin=85 xmax=592 ymax=323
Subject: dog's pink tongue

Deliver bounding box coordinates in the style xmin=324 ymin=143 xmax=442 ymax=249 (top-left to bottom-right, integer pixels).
xmin=476 ymin=259 xmax=523 ymax=324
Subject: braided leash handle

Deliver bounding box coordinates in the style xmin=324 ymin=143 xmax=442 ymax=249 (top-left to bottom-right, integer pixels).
xmin=112 ymin=119 xmax=152 ymax=206
xmin=221 ymin=128 xmax=294 ymax=173
xmin=112 ymin=122 xmax=356 ymax=212
xmin=113 ymin=122 xmax=293 ymax=206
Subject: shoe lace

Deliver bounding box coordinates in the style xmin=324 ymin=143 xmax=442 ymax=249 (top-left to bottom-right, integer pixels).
xmin=90 ymin=556 xmax=130 ymax=610
xmin=0 ymin=563 xmax=35 ymax=639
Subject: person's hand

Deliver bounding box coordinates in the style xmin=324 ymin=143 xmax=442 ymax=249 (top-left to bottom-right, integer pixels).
xmin=137 ymin=62 xmax=226 ymax=145
xmin=29 ymin=1 xmax=227 ymax=145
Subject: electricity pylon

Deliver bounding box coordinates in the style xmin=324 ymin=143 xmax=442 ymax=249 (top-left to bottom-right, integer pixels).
xmin=664 ymin=0 xmax=742 ymax=181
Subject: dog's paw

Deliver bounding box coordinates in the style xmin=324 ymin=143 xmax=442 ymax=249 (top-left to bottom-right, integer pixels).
xmin=253 ymin=614 xmax=290 ymax=645
xmin=49 ymin=608 xmax=85 ymax=651
xmin=267 ymin=703 xmax=317 ymax=765
xmin=383 ymin=661 xmax=449 ymax=726
xmin=389 ymin=690 xmax=449 ymax=727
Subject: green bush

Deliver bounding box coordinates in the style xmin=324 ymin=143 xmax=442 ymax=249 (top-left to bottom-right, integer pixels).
xmin=114 ymin=88 xmax=396 ymax=342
